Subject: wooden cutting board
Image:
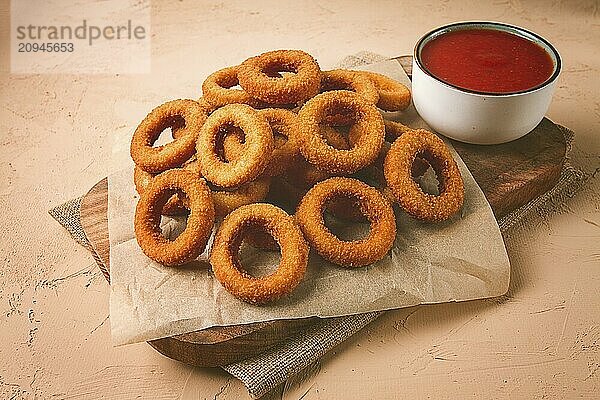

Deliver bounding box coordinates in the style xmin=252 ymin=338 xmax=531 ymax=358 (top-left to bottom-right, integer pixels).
xmin=80 ymin=56 xmax=567 ymax=367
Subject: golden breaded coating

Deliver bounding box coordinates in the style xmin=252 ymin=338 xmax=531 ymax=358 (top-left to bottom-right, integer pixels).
xmin=202 ymin=65 xmax=267 ymax=108
xmin=357 ymin=71 xmax=411 ymax=111
xmin=211 ymin=203 xmax=309 ymax=304
xmin=134 ymin=169 xmax=215 ymax=266
xmin=282 ymin=124 xmax=348 ymax=189
xmin=384 ymin=129 xmax=464 ymax=221
xmin=221 ymin=108 xmax=301 ymax=177
xmin=256 ymin=108 xmax=301 ymax=176
xmin=296 ymin=91 xmax=385 ymax=175
xmin=197 ymin=104 xmax=273 ymax=188
xmin=238 ymin=50 xmax=321 ymax=104
xmin=130 ymin=99 xmax=207 ymax=173
xmin=136 ymin=154 xmax=270 ymax=219
xmin=383 ymin=119 xmax=413 ymax=142
xmin=296 ymin=177 xmax=396 ymax=268
xmin=320 ymin=69 xmax=379 ymax=104
xmin=133 ymin=157 xmax=201 ymax=216
xmin=298 ymin=90 xmax=385 ymax=175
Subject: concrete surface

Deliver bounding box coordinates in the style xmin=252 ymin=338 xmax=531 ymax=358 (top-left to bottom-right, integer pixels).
xmin=0 ymin=0 xmax=599 ymax=399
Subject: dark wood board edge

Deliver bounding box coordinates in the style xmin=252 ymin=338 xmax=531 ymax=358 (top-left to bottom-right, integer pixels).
xmin=80 ymin=178 xmax=110 ymax=282
xmin=148 ymin=317 xmax=317 ymax=367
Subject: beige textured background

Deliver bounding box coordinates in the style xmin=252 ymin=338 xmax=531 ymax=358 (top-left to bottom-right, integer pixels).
xmin=0 ymin=1 xmax=598 ymax=399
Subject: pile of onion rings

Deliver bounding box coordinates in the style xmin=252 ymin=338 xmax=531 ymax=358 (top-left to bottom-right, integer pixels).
xmin=130 ymin=49 xmax=465 ymax=304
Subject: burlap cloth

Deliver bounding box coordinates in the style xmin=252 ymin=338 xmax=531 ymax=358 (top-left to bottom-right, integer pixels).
xmin=49 ymin=52 xmax=587 ymax=398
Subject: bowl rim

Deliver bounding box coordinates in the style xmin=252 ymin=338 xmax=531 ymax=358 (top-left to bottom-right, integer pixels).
xmin=413 ymin=21 xmax=562 ymax=97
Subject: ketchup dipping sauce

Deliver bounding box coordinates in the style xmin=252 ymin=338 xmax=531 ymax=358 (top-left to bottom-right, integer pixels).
xmin=412 ymin=22 xmax=561 ymax=144
xmin=419 ymin=24 xmax=557 ymax=94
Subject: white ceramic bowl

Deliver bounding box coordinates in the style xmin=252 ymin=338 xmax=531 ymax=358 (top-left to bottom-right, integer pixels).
xmin=412 ymin=22 xmax=561 ymax=144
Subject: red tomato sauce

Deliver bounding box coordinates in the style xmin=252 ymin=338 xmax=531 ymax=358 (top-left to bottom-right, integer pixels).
xmin=420 ymin=28 xmax=554 ymax=94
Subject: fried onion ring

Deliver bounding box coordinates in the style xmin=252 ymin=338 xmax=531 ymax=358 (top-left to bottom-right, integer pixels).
xmin=210 ymin=203 xmax=309 ymax=304
xmin=133 ymin=165 xmax=188 ymax=216
xmin=348 ymin=120 xmax=430 ymax=177
xmin=134 ymin=169 xmax=215 ymax=266
xmin=383 ymin=121 xmax=430 ymax=176
xmin=219 ymin=109 xmax=300 ymax=177
xmin=238 ymin=50 xmax=321 ymax=104
xmin=171 ymin=97 xmax=217 ymax=140
xmin=357 ymin=71 xmax=411 ymax=111
xmin=131 ymin=99 xmax=206 ymax=173
xmin=384 ymin=129 xmax=464 ymax=221
xmin=297 ymin=91 xmax=384 ymax=175
xmin=296 ymin=177 xmax=396 ymax=267
xmin=321 ymin=69 xmax=379 ymax=104
xmin=133 ymin=157 xmax=203 ymax=216
xmin=197 ymin=104 xmax=273 ymax=188
xmin=202 ymin=65 xmax=267 ymax=108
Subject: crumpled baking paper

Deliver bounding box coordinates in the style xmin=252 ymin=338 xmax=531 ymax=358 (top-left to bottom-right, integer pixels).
xmin=109 ymin=59 xmax=510 ymax=345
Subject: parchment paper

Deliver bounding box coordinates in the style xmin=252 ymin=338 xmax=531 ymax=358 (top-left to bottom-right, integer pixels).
xmin=109 ymin=59 xmax=510 ymax=346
